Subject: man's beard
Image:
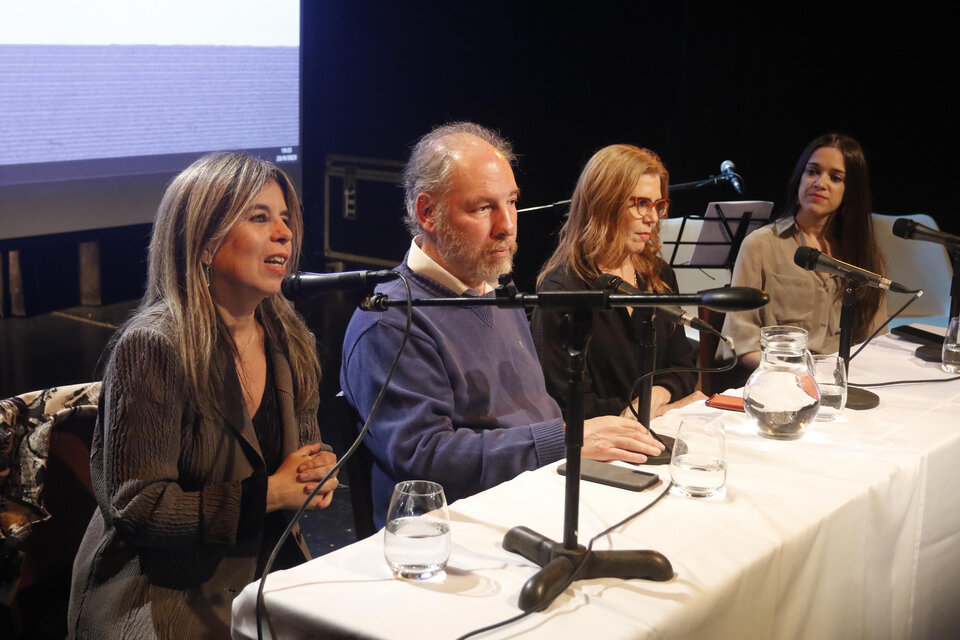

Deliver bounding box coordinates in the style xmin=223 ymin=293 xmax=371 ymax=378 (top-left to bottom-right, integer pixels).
xmin=433 ymin=210 xmax=517 ymax=286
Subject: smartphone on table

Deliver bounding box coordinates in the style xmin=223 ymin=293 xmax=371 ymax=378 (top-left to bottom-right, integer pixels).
xmin=558 ymin=459 xmax=660 ymax=491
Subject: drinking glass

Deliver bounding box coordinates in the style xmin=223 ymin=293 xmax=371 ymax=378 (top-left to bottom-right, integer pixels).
xmin=811 ymin=354 xmax=847 ymax=421
xmin=670 ymin=417 xmax=727 ymax=498
xmin=383 ymin=480 xmax=451 ymax=579
xmin=942 ymin=317 xmax=960 ymax=374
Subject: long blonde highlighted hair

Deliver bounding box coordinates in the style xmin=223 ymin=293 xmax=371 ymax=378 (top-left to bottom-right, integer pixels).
xmin=134 ymin=151 xmax=319 ymax=416
xmin=538 ymin=144 xmax=671 ymax=293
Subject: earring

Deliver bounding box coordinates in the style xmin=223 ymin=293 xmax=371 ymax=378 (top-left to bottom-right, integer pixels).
xmin=202 ymin=262 xmax=212 ymax=288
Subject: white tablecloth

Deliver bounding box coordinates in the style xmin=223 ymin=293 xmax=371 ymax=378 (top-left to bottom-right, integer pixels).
xmin=232 ymin=333 xmax=960 ymax=639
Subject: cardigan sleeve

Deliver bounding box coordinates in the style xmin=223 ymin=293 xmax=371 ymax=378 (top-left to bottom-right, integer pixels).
xmin=98 ymin=327 xmax=261 ymax=549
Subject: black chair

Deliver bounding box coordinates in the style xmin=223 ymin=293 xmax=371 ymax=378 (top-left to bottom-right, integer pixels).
xmin=697 ymin=305 xmax=726 ymax=396
xmin=697 ymin=304 xmax=752 ymax=395
xmin=322 ymin=394 xmax=376 ymax=540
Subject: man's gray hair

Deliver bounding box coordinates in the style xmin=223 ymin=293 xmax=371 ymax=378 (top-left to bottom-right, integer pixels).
xmin=402 ymin=122 xmax=516 ymax=237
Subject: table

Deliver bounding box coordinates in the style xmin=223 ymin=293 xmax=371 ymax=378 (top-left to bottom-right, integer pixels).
xmin=232 ymin=332 xmax=960 ymax=639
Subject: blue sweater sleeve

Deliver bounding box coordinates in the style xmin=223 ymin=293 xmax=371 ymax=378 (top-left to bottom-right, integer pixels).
xmin=341 ymin=316 xmax=564 ymax=506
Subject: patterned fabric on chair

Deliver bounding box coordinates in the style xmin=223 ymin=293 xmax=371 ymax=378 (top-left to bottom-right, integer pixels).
xmin=0 ymin=382 xmax=101 ymax=605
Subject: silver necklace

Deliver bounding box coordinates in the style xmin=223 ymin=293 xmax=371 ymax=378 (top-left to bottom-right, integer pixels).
xmin=237 ymin=326 xmax=256 ymax=363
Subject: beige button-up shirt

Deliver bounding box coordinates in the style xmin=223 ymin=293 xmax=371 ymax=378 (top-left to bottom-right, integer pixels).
xmin=719 ymin=217 xmax=885 ymax=359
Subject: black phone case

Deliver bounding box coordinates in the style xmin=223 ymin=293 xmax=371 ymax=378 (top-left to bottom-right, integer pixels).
xmin=891 ymin=325 xmax=945 ymax=346
xmin=558 ymin=459 xmax=660 ymax=491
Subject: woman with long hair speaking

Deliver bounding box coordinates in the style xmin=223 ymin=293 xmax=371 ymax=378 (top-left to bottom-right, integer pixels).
xmin=69 ymin=152 xmax=337 ymax=639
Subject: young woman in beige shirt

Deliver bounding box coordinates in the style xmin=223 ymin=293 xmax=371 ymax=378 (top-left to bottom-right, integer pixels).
xmin=722 ymin=134 xmax=886 ymax=369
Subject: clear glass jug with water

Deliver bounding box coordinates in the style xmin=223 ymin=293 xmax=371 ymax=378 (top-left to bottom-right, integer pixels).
xmin=743 ymin=325 xmax=820 ymax=439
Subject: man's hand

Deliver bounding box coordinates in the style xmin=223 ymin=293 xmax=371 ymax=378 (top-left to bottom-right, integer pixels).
xmin=582 ymin=416 xmax=665 ymax=464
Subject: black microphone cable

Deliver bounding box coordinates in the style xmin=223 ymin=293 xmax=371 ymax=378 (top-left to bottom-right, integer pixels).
xmin=255 ymin=272 xmax=415 ymax=640
xmin=454 ymin=479 xmax=675 ymax=640
xmin=627 ymin=360 xmax=738 ymax=411
xmin=851 ymin=375 xmax=960 ymax=387
xmin=615 ymin=291 xmax=923 ymax=416
xmin=848 ymin=289 xmax=923 ymax=363
xmin=846 ymin=288 xmax=960 ymax=386
xmin=622 ymin=357 xmax=735 ymax=450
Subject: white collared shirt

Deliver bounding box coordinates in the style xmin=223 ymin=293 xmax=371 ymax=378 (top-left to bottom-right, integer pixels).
xmin=406 ymin=237 xmax=497 ymax=295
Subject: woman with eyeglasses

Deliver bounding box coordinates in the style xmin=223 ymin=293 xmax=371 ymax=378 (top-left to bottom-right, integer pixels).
xmin=719 ymin=133 xmax=886 ymax=369
xmin=532 ymin=144 xmax=704 ymax=422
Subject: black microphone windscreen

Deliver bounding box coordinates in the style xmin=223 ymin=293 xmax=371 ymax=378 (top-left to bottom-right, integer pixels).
xmin=892 ymin=218 xmax=916 ymax=239
xmin=793 ymin=246 xmax=820 ymax=270
xmin=280 ymin=274 xmax=300 ymax=297
xmin=700 ymin=286 xmax=769 ymax=311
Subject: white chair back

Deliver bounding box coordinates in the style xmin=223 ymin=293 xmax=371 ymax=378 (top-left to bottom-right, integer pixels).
xmin=872 ymin=213 xmax=952 ymax=318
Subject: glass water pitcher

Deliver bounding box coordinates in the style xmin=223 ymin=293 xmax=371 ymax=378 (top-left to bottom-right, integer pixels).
xmin=743 ymin=325 xmax=820 ymax=440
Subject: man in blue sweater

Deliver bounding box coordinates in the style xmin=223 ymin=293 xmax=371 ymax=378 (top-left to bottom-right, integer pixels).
xmin=340 ymin=122 xmax=664 ymax=527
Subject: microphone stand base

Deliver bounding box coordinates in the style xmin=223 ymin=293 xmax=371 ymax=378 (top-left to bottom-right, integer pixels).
xmin=643 ymin=434 xmax=675 ymax=466
xmin=915 ymin=344 xmax=942 ymax=363
xmin=503 ymin=526 xmax=673 ymax=613
xmin=846 ymin=386 xmax=880 ymax=410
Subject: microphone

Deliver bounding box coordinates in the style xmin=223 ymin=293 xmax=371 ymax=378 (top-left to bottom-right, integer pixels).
xmin=699 ymin=287 xmax=769 ymax=312
xmin=720 ymin=160 xmax=744 ymax=195
xmin=281 ymin=270 xmax=399 ymax=300
xmin=595 ymin=274 xmax=714 ymax=331
xmin=594 ymin=274 xmax=755 ymax=334
xmin=892 ymin=218 xmax=960 ymax=251
xmin=793 ymin=247 xmax=912 ymax=293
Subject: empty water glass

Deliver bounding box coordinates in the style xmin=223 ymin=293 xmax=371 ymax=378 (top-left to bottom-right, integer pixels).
xmin=670 ymin=417 xmax=727 ymax=498
xmin=811 ymin=354 xmax=847 ymax=421
xmin=383 ymin=480 xmax=451 ymax=580
xmin=942 ymin=317 xmax=960 ymax=374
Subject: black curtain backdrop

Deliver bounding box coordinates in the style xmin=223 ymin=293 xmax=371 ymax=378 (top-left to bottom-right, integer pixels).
xmin=302 ymin=2 xmax=959 ymax=291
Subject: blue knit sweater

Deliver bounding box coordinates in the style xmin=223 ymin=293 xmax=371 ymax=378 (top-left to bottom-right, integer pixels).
xmin=340 ymin=259 xmax=566 ymax=527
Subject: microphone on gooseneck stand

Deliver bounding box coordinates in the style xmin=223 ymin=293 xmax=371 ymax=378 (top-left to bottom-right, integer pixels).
xmin=793 ymin=247 xmax=915 ymax=293
xmin=281 ymin=270 xmax=400 ymax=301
xmin=720 ymin=160 xmax=745 ymax=195
xmin=593 ymin=274 xmax=735 ymax=348
xmin=893 ymin=218 xmax=960 ymax=251
xmin=892 ymin=216 xmax=960 ymax=350
xmin=792 ymin=247 xmax=923 ymax=410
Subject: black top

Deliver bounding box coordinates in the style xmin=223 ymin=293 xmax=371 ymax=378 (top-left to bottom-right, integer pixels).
xmin=250 ymin=349 xmax=299 ymax=576
xmin=531 ymin=261 xmax=697 ymax=420
xmin=252 ymin=348 xmax=282 ymax=475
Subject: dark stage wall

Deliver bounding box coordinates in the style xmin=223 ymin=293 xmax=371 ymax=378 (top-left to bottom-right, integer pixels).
xmin=302 ymin=2 xmax=959 ymax=290
xmin=3 ymin=4 xmax=954 ymax=316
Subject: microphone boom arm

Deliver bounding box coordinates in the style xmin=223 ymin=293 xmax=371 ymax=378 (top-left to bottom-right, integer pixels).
xmin=670 ymin=174 xmax=729 ymax=192
xmin=361 ymin=288 xmax=769 ymax=313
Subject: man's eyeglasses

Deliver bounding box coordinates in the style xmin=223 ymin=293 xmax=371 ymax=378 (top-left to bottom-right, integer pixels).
xmin=626 ymin=197 xmax=670 ymax=219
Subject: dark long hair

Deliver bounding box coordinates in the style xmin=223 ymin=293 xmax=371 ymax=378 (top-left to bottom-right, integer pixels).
xmin=778 ymin=134 xmax=885 ymax=341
